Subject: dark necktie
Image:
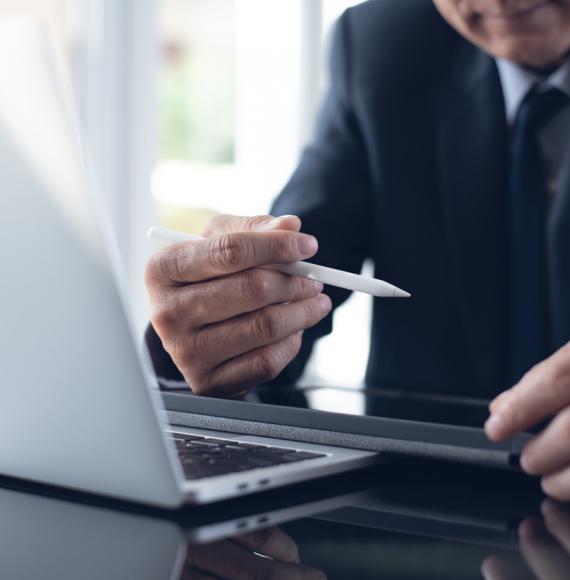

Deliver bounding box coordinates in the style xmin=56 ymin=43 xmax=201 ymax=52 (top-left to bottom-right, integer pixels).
xmin=509 ymin=86 xmax=569 ymax=385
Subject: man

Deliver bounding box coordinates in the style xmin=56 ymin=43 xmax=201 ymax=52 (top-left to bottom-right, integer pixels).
xmin=145 ymin=0 xmax=570 ymax=499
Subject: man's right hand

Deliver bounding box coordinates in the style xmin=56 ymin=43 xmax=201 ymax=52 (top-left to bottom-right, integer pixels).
xmin=144 ymin=214 xmax=332 ymax=397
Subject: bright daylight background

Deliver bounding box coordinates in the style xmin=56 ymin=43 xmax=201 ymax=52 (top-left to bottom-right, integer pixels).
xmin=2 ymin=0 xmax=370 ymax=391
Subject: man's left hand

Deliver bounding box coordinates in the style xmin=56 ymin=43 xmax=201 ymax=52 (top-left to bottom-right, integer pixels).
xmin=485 ymin=342 xmax=570 ymax=501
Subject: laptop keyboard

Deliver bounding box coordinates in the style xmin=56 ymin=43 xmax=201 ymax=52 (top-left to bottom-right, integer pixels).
xmin=171 ymin=433 xmax=327 ymax=481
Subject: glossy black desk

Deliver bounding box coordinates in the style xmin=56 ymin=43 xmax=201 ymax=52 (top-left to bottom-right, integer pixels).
xmin=0 ymin=459 xmax=565 ymax=579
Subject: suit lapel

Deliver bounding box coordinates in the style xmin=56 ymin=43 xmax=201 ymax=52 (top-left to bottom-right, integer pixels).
xmin=434 ymin=45 xmax=511 ymax=393
xmin=549 ymin=146 xmax=570 ymax=350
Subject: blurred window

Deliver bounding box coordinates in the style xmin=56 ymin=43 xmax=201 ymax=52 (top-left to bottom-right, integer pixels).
xmin=155 ymin=0 xmax=368 ymax=388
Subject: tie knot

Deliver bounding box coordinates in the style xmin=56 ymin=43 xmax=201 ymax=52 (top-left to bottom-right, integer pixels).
xmin=516 ymin=86 xmax=570 ymax=131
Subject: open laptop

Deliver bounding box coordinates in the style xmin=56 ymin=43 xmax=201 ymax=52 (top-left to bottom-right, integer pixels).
xmin=0 ymin=19 xmax=379 ymax=508
xmin=0 ymin=19 xmax=536 ymax=509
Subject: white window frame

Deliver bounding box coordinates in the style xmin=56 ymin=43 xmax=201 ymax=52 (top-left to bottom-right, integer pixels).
xmin=69 ymin=0 xmax=158 ymax=335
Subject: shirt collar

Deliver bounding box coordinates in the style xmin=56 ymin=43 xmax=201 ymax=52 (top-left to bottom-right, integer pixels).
xmin=496 ymin=56 xmax=570 ymax=125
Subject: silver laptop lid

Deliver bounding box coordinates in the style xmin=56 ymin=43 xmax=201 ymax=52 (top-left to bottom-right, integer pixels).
xmin=0 ymin=18 xmax=183 ymax=507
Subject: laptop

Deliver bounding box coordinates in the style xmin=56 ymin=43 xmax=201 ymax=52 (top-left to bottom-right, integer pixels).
xmin=0 ymin=19 xmax=378 ymax=508
xmin=0 ymin=19 xmax=535 ymax=509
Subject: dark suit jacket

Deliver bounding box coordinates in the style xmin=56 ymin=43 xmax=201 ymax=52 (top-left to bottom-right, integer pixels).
xmin=147 ymin=0 xmax=570 ymax=399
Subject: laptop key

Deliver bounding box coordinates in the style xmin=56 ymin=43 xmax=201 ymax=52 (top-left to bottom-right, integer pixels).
xmin=177 ymin=438 xmax=330 ymax=480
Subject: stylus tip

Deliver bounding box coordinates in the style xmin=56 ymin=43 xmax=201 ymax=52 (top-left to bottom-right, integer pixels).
xmin=393 ymin=288 xmax=411 ymax=298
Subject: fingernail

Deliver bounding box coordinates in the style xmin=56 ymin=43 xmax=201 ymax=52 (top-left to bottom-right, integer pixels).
xmin=520 ymin=452 xmax=531 ymax=472
xmin=298 ymin=234 xmax=318 ymax=255
xmin=318 ymin=294 xmax=332 ymax=313
xmin=484 ymin=414 xmax=503 ymax=439
xmin=312 ymin=280 xmax=324 ymax=293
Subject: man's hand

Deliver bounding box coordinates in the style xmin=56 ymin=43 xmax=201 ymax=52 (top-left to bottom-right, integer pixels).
xmin=144 ymin=214 xmax=332 ymax=397
xmin=485 ymin=342 xmax=570 ymax=500
xmin=181 ymin=527 xmax=327 ymax=579
xmin=482 ymin=500 xmax=570 ymax=580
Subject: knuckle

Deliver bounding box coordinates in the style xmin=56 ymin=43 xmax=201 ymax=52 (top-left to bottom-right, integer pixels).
xmin=272 ymin=233 xmax=298 ymax=261
xmin=252 ymin=309 xmax=282 ymax=343
xmin=244 ymin=269 xmax=274 ymax=303
xmin=247 ymin=214 xmax=272 ymax=230
xmin=150 ymin=306 xmax=177 ymax=334
xmin=210 ymin=233 xmax=245 ymax=268
xmin=146 ymin=251 xmax=180 ymax=286
xmin=252 ymin=349 xmax=282 ymax=383
xmin=187 ymin=299 xmax=208 ymax=327
xmin=154 ymin=248 xmax=187 ymax=284
xmin=201 ymin=213 xmax=229 ymax=237
xmin=150 ymin=295 xmax=182 ymax=334
xmin=188 ymin=378 xmax=210 ymax=396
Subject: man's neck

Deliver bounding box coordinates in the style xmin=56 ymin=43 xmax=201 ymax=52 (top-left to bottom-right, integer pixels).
xmin=520 ymin=50 xmax=570 ymax=78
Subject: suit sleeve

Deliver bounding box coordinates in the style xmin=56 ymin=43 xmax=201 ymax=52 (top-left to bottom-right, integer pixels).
xmin=145 ymin=9 xmax=373 ymax=388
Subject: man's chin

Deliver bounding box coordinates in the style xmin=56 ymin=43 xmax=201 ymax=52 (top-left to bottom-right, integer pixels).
xmin=488 ymin=37 xmax=568 ymax=69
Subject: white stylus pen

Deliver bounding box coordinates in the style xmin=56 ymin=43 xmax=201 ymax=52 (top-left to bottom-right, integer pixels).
xmin=148 ymin=225 xmax=411 ymax=299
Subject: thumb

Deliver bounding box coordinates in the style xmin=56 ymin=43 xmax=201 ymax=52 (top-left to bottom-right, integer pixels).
xmin=201 ymin=214 xmax=301 ymax=237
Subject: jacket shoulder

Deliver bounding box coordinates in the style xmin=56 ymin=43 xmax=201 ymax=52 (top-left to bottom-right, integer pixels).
xmin=340 ymin=0 xmax=464 ymax=90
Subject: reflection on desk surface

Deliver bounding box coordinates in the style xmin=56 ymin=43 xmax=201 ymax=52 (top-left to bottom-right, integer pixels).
xmin=0 ymin=462 xmax=566 ymax=580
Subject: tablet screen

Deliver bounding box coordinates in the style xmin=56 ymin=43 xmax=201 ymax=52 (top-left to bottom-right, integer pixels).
xmin=241 ymin=385 xmax=544 ymax=434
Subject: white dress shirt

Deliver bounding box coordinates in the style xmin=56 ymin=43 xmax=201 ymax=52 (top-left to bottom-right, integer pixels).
xmin=496 ymin=57 xmax=570 ymax=199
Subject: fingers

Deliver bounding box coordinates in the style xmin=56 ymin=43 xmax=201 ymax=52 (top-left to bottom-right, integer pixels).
xmin=519 ymin=517 xmax=570 ymax=580
xmin=542 ymin=500 xmax=570 ymax=554
xmin=168 ymin=268 xmax=324 ymax=328
xmin=192 ymin=295 xmax=332 ymax=370
xmin=232 ymin=527 xmax=300 ymax=563
xmin=165 ymin=294 xmax=331 ymax=396
xmin=485 ymin=343 xmax=570 ymax=442
xmin=481 ymin=556 xmax=535 ymax=580
xmin=184 ymin=537 xmax=326 ymax=580
xmin=542 ymin=468 xmax=570 ymax=503
xmin=201 ymin=332 xmax=306 ymax=397
xmin=489 ymin=389 xmax=512 ymax=415
xmin=520 ymin=407 xmax=570 ymax=476
xmin=144 ymin=213 xmax=328 ymax=397
xmin=202 ymin=213 xmax=302 ymax=237
xmin=146 ymin=229 xmax=318 ymax=286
